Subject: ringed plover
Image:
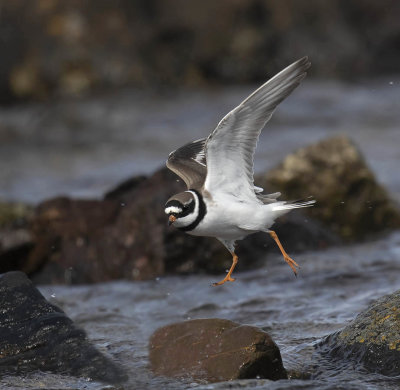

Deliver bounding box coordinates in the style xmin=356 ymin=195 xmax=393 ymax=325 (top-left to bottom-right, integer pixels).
xmin=165 ymin=57 xmax=315 ymax=286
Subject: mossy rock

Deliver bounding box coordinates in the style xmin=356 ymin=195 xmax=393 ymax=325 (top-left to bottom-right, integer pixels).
xmin=0 ymin=202 xmax=33 ymax=228
xmin=320 ymin=290 xmax=400 ymax=376
xmin=264 ymin=135 xmax=400 ymax=241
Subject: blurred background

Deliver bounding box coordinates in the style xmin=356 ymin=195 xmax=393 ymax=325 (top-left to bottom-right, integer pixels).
xmin=0 ymin=0 xmax=399 ymax=203
xmin=1 ymin=2 xmax=400 ymax=389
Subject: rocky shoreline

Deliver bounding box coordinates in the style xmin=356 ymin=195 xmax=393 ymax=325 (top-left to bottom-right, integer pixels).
xmin=1 ymin=135 xmax=400 ymax=386
xmin=1 ymin=269 xmax=399 ymax=385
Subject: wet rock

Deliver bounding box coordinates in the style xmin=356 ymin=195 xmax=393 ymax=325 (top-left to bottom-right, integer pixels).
xmin=149 ymin=318 xmax=287 ymax=382
xmin=0 ymin=271 xmax=127 ymax=383
xmin=265 ymin=135 xmax=400 ymax=241
xmin=320 ymin=289 xmax=400 ymax=376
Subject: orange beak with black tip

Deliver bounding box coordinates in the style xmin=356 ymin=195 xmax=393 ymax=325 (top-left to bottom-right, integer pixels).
xmin=168 ymin=215 xmax=176 ymax=226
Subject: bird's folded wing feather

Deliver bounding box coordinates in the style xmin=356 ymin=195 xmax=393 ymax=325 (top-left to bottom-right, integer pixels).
xmin=166 ymin=138 xmax=207 ymax=190
xmin=204 ymin=57 xmax=311 ymax=202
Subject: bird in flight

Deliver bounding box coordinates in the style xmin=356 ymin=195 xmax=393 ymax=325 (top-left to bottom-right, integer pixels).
xmin=165 ymin=57 xmax=315 ymax=286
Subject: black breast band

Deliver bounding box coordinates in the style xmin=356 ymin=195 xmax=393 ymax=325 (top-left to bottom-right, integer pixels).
xmin=178 ymin=189 xmax=207 ymax=232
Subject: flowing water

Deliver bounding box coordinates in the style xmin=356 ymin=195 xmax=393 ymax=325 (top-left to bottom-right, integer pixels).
xmin=0 ymin=79 xmax=400 ymax=388
xmin=1 ymin=231 xmax=400 ymax=389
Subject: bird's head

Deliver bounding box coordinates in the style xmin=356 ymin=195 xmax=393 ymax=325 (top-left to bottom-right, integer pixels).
xmin=164 ymin=191 xmax=197 ymax=228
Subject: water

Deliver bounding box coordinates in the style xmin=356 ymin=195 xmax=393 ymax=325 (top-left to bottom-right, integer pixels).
xmin=0 ymin=231 xmax=398 ymax=389
xmin=0 ymin=79 xmax=400 ymax=388
xmin=0 ymin=79 xmax=399 ymax=203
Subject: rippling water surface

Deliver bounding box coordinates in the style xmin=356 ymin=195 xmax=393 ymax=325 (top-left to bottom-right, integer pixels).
xmin=1 ymin=80 xmax=400 ymax=388
xmin=0 ymin=231 xmax=398 ymax=389
xmin=1 ymin=79 xmax=399 ymax=203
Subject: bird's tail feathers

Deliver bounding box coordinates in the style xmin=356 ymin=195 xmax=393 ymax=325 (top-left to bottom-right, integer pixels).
xmin=271 ymin=197 xmax=315 ymax=212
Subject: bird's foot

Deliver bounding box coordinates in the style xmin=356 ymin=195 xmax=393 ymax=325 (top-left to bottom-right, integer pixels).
xmin=284 ymin=254 xmax=300 ymax=276
xmin=212 ymin=275 xmax=236 ymax=286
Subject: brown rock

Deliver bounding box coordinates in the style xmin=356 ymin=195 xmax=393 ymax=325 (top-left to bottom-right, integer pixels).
xmin=28 ymin=197 xmax=121 ymax=283
xmin=264 ymin=135 xmax=400 ymax=241
xmin=149 ymin=318 xmax=287 ymax=382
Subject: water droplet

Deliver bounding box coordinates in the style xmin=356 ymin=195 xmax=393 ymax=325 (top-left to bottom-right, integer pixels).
xmin=51 ymin=293 xmax=56 ymax=298
xmin=155 ymin=277 xmax=160 ymax=281
xmin=120 ymin=202 xmax=125 ymax=207
xmin=389 ymin=81 xmax=394 ymax=85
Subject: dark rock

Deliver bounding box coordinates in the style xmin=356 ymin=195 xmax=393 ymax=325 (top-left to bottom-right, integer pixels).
xmin=28 ymin=197 xmax=121 ymax=283
xmin=264 ymin=135 xmax=400 ymax=241
xmin=0 ymin=201 xmax=35 ymax=274
xmin=149 ymin=318 xmax=287 ymax=382
xmin=0 ymin=229 xmax=34 ymax=274
xmin=0 ymin=271 xmax=127 ymax=383
xmin=320 ymin=289 xmax=400 ymax=376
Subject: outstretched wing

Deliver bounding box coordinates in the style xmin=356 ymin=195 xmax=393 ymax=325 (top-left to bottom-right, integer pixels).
xmin=166 ymin=138 xmax=207 ymax=190
xmin=204 ymin=57 xmax=310 ymax=202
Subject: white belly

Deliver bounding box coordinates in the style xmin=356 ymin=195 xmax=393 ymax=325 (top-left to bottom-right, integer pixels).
xmin=188 ymin=198 xmax=272 ymax=241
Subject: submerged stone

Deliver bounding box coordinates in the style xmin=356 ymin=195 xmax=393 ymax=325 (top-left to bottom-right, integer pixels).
xmin=149 ymin=318 xmax=287 ymax=382
xmin=0 ymin=271 xmax=127 ymax=383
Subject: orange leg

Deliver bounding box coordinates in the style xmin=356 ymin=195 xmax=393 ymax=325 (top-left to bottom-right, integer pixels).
xmin=213 ymin=251 xmax=238 ymax=286
xmin=269 ymin=230 xmax=299 ymax=276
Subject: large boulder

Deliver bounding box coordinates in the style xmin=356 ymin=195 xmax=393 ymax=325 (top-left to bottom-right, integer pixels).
xmin=149 ymin=318 xmax=287 ymax=382
xmin=320 ymin=289 xmax=400 ymax=376
xmin=264 ymin=135 xmax=400 ymax=241
xmin=0 ymin=271 xmax=127 ymax=383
